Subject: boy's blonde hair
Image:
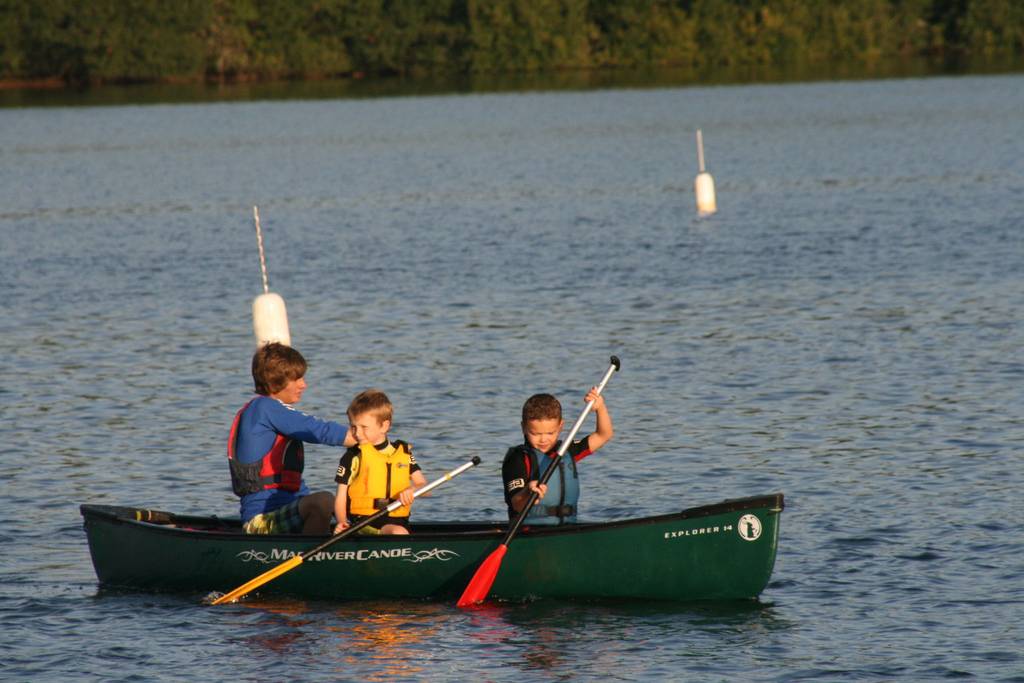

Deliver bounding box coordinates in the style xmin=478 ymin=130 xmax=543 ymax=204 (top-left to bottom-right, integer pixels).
xmin=347 ymin=389 xmax=393 ymax=424
xmin=252 ymin=343 xmax=307 ymax=395
xmin=522 ymin=393 xmax=562 ymax=423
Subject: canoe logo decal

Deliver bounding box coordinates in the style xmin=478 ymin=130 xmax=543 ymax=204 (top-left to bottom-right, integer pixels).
xmin=237 ymin=550 xmax=272 ymax=563
xmin=236 ymin=547 xmax=459 ymax=564
xmin=404 ymin=548 xmax=460 ymax=563
xmin=738 ymin=514 xmax=762 ymax=541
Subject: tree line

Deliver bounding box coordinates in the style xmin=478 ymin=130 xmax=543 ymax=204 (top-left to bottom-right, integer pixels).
xmin=1 ymin=0 xmax=1021 ymax=86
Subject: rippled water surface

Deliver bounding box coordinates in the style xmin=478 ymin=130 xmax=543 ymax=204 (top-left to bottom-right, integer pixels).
xmin=3 ymin=74 xmax=1023 ymax=681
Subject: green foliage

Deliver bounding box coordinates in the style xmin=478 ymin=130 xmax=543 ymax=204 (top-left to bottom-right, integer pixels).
xmin=464 ymin=0 xmax=591 ymax=73
xmin=242 ymin=0 xmax=351 ymax=79
xmin=0 ymin=0 xmax=26 ymax=78
xmin=589 ymin=1 xmax=695 ymax=67
xmin=203 ymin=0 xmax=257 ymax=80
xmin=958 ymin=0 xmax=1024 ymax=56
xmin=340 ymin=0 xmax=468 ymax=76
xmin=2 ymin=0 xmax=208 ymax=84
xmin=0 ymin=0 xmax=1021 ymax=85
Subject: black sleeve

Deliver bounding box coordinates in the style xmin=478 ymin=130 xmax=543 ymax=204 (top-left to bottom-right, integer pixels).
xmin=335 ymin=446 xmax=359 ymax=485
xmin=501 ymin=447 xmax=530 ymax=507
xmin=568 ymin=435 xmax=593 ymax=462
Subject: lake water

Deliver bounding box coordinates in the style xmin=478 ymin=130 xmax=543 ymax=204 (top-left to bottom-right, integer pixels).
xmin=2 ymin=72 xmax=1023 ymax=681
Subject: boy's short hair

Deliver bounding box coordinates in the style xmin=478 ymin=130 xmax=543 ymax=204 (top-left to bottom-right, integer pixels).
xmin=522 ymin=393 xmax=562 ymax=423
xmin=347 ymin=389 xmax=393 ymax=424
xmin=252 ymin=343 xmax=307 ymax=395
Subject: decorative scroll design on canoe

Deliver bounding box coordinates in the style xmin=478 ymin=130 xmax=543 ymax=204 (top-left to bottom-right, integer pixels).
xmin=403 ymin=548 xmax=459 ymax=563
xmin=237 ymin=550 xmax=272 ymax=563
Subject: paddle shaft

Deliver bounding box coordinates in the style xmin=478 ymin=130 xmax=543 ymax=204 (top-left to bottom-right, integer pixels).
xmin=501 ymin=356 xmax=619 ymax=544
xmin=211 ymin=456 xmax=480 ymax=604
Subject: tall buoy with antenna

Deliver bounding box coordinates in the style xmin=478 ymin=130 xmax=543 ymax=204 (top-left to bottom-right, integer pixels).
xmin=251 ymin=206 xmax=291 ymax=347
xmin=694 ymin=129 xmax=717 ymax=216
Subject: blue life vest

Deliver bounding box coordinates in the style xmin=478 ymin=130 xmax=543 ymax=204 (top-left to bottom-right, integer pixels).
xmin=516 ymin=442 xmax=580 ymax=525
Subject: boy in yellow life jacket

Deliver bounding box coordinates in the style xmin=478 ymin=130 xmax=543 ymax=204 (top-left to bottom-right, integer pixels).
xmin=333 ymin=389 xmax=427 ymax=535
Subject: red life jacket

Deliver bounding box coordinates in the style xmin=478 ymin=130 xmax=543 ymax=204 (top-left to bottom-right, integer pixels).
xmin=227 ymin=400 xmax=304 ymax=497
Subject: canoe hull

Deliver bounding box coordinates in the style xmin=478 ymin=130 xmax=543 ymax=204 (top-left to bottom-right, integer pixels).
xmin=82 ymin=493 xmax=783 ymax=602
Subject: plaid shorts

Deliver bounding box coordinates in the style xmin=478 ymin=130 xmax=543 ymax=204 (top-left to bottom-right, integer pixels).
xmin=243 ymin=499 xmax=304 ymax=535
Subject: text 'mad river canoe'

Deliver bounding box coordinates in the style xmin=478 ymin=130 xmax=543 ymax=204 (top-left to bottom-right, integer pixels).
xmin=81 ymin=493 xmax=783 ymax=602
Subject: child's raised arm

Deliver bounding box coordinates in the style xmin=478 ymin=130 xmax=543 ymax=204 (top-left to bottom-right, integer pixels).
xmin=583 ymin=386 xmax=614 ymax=451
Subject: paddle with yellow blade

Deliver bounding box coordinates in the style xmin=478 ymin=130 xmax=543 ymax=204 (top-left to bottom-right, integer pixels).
xmin=457 ymin=356 xmax=620 ymax=608
xmin=209 ymin=456 xmax=481 ymax=605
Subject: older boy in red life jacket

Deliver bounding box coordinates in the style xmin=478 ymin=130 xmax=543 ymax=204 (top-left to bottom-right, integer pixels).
xmin=227 ymin=343 xmax=355 ymax=534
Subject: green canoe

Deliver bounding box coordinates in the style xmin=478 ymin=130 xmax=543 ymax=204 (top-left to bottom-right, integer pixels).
xmin=81 ymin=493 xmax=783 ymax=602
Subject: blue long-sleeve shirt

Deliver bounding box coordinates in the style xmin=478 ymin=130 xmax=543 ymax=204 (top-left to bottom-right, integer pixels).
xmin=233 ymin=395 xmax=349 ymax=523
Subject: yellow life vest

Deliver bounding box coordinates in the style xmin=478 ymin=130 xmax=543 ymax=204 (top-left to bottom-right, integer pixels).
xmin=348 ymin=440 xmax=414 ymax=518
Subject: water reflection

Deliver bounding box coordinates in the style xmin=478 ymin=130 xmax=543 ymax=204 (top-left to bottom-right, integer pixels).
xmin=233 ymin=599 xmax=441 ymax=681
xmin=225 ymin=596 xmax=790 ymax=680
xmin=327 ymin=606 xmax=438 ymax=681
xmin=463 ymin=599 xmax=790 ymax=677
xmin=2 ymin=56 xmax=1022 ymax=109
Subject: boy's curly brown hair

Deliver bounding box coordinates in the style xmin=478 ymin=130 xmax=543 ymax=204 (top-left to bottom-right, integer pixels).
xmin=521 ymin=393 xmax=562 ymax=423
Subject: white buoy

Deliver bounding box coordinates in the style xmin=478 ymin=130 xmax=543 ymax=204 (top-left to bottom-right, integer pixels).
xmin=251 ymin=206 xmax=291 ymax=347
xmin=694 ymin=129 xmax=717 ymax=216
xmin=253 ymin=291 xmax=290 ymax=347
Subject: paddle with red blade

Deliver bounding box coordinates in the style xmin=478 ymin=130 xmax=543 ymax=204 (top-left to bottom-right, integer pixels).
xmin=209 ymin=456 xmax=481 ymax=605
xmin=457 ymin=356 xmax=620 ymax=608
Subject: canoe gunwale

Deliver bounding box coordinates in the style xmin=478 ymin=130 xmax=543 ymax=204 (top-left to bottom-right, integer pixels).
xmin=79 ymin=492 xmax=784 ymax=542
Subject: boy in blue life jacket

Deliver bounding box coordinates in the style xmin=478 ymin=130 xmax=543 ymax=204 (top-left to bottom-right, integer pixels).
xmin=227 ymin=343 xmax=355 ymax=535
xmin=333 ymin=389 xmax=428 ymax=535
xmin=501 ymin=388 xmax=614 ymax=525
